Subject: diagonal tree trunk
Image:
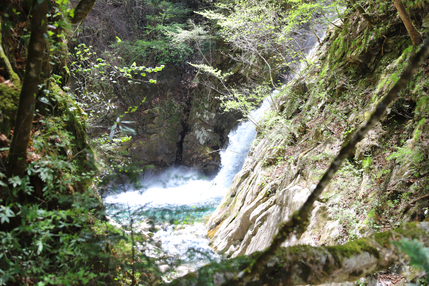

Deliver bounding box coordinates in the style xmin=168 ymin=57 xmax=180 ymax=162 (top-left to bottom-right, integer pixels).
xmin=7 ymin=0 xmax=48 ymax=177
xmin=69 ymin=0 xmax=97 ymax=24
xmin=238 ymin=36 xmax=429 ymax=282
xmin=168 ymin=221 xmax=429 ymax=286
xmin=393 ymin=0 xmax=422 ymax=46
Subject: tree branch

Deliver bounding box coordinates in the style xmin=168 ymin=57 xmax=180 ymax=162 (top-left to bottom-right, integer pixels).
xmin=393 ymin=0 xmax=422 ymax=46
xmin=168 ymin=221 xmax=429 ymax=285
xmin=69 ymin=0 xmax=97 ymax=24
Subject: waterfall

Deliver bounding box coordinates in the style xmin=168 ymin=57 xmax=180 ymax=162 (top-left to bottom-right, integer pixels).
xmin=212 ymin=99 xmax=271 ymax=189
xmin=103 ymin=28 xmax=324 ymax=272
xmin=104 ymin=98 xmax=271 ymax=264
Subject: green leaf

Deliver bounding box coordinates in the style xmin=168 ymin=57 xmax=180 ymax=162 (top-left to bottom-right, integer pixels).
xmin=0 ymin=205 xmax=14 ymax=224
xmin=109 ymin=126 xmax=116 ymax=140
xmin=39 ymin=97 xmax=50 ymax=105
xmin=0 ymin=214 xmax=9 ymax=224
xmin=36 ymin=240 xmax=43 ymax=255
xmin=8 ymin=176 xmax=22 ymax=188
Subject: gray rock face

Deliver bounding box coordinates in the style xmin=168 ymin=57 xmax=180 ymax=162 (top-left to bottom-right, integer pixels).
xmin=181 ymin=93 xmax=242 ymax=175
xmin=207 ymin=18 xmax=429 ymax=258
xmin=207 ymin=135 xmax=345 ymax=258
xmin=131 ymin=106 xmax=184 ymax=167
xmin=182 ymin=106 xmax=222 ymax=175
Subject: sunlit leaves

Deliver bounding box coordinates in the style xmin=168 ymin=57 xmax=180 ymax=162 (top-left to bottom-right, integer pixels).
xmin=109 ymin=117 xmax=137 ymax=140
xmin=8 ymin=176 xmax=23 ymax=188
xmin=0 ymin=204 xmax=15 ymax=224
xmin=70 ymin=43 xmax=164 ymax=140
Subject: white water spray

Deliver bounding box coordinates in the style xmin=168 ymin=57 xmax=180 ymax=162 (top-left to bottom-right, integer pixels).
xmin=104 ymin=98 xmax=271 ymax=262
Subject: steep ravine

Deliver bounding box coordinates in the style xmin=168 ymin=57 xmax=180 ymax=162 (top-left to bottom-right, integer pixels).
xmin=207 ymin=4 xmax=429 ymax=281
xmin=77 ymin=0 xmax=327 ymax=176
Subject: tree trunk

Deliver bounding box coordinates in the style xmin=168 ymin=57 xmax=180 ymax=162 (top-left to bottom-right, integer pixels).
xmin=69 ymin=0 xmax=97 ymax=24
xmin=168 ymin=221 xmax=429 ymax=286
xmin=393 ymin=0 xmax=422 ymax=46
xmin=7 ymin=0 xmax=48 ymax=177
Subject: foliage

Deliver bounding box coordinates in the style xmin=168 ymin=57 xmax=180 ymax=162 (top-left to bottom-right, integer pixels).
xmin=70 ymin=43 xmax=163 ymax=139
xmin=0 ymin=110 xmax=104 ymax=284
xmin=184 ymin=0 xmax=346 ymax=118
xmin=109 ymin=0 xmax=195 ymax=66
xmin=168 ymin=19 xmax=216 ymax=65
xmin=0 ymin=95 xmax=164 ymax=285
xmin=395 ymin=239 xmax=429 ymax=284
xmin=387 ymin=146 xmax=425 ymax=164
xmin=198 ymin=0 xmax=345 ymax=78
xmin=0 ymin=191 xmax=163 ymax=285
xmin=113 ymin=31 xmax=193 ymax=66
xmin=0 ymin=0 xmax=169 ymax=284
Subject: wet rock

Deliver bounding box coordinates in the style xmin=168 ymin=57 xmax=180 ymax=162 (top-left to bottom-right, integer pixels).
xmin=130 ymin=106 xmax=184 ymax=167
xmin=182 ymin=94 xmax=241 ymax=175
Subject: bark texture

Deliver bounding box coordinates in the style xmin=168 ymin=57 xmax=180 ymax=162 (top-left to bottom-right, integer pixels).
xmin=69 ymin=0 xmax=97 ymax=24
xmin=168 ymin=221 xmax=429 ymax=286
xmin=393 ymin=0 xmax=423 ymax=46
xmin=7 ymin=0 xmax=48 ymax=176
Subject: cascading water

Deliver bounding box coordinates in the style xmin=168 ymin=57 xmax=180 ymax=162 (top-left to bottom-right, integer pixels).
xmin=104 ymin=99 xmax=271 ymax=267
xmin=103 ymin=22 xmax=325 ymax=274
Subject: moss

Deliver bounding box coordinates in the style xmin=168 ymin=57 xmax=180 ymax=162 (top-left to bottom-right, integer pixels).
xmin=48 ymin=81 xmax=69 ymax=114
xmin=0 ymin=83 xmax=20 ymax=118
xmin=416 ymin=95 xmax=429 ymax=118
xmin=324 ymin=238 xmax=381 ymax=271
xmin=63 ymin=101 xmax=96 ymax=192
xmin=282 ymin=244 xmax=312 ymax=256
xmin=0 ymin=83 xmax=20 ymax=135
xmin=0 ymin=31 xmax=21 ymax=86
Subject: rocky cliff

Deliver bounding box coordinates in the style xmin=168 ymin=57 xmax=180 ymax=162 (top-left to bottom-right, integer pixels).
xmin=207 ymin=2 xmax=429 ymax=262
xmin=74 ymin=0 xmax=326 ymax=175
